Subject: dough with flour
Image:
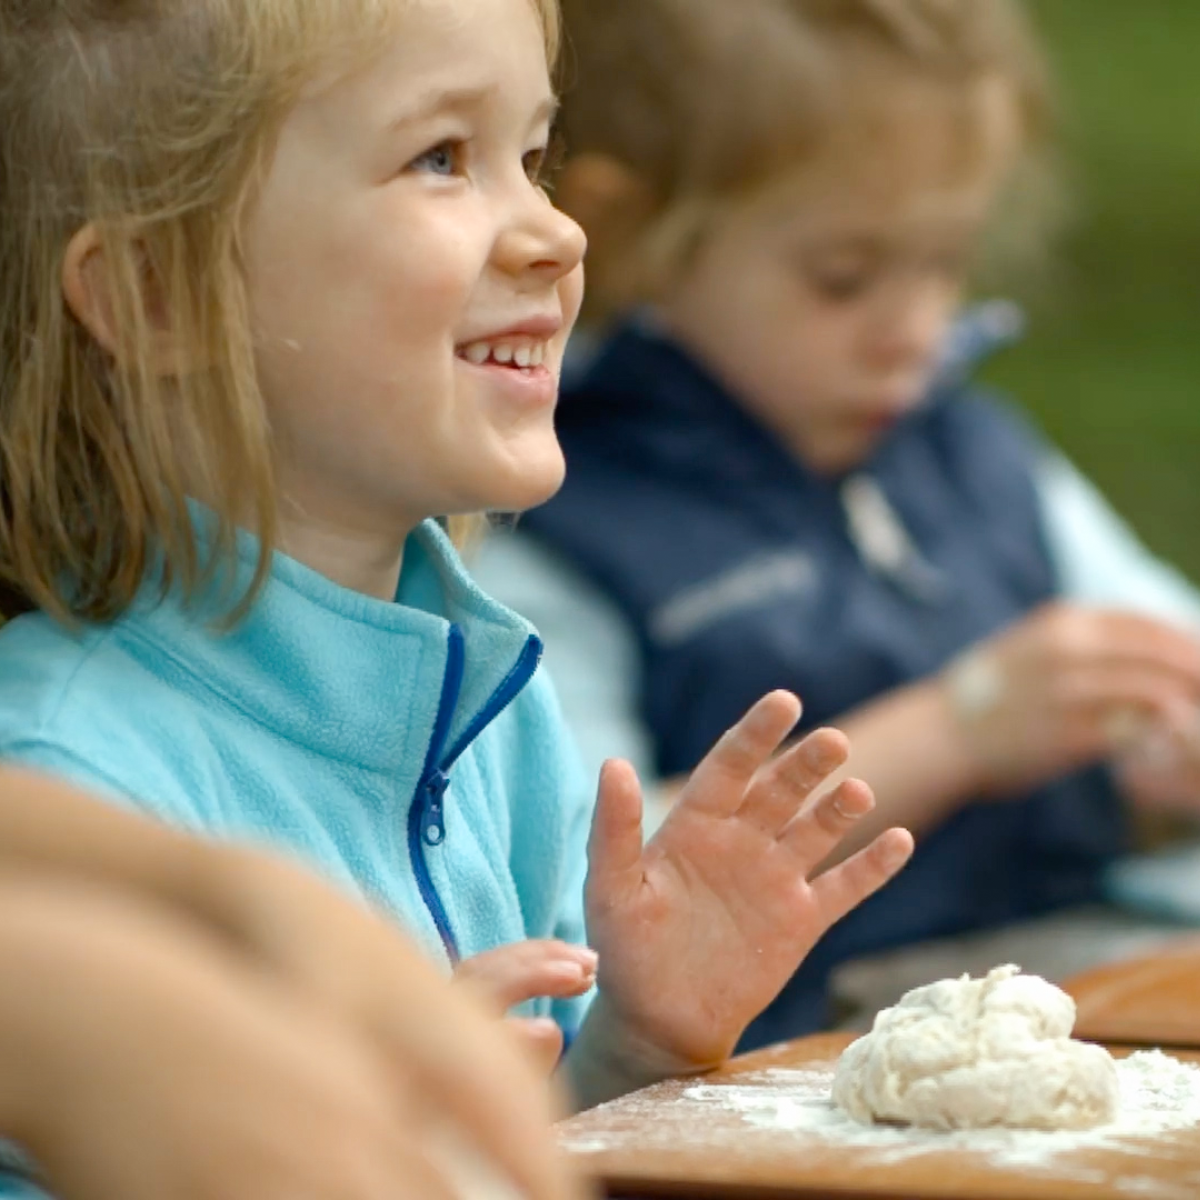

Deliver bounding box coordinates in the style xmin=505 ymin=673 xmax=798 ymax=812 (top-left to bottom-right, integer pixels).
xmin=833 ymin=964 xmax=1119 ymax=1131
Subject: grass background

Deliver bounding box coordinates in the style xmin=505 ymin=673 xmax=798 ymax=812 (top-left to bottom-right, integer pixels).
xmin=983 ymin=1 xmax=1200 ymax=578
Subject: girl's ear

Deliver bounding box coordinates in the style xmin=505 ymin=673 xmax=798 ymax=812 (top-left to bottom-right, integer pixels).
xmin=555 ymin=153 xmax=654 ymax=231
xmin=62 ymin=223 xmax=121 ymax=356
xmin=62 ymin=222 xmax=185 ymax=373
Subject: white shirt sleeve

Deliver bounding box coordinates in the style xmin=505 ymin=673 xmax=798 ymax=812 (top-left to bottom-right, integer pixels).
xmin=469 ymin=529 xmax=670 ymax=827
xmin=1036 ymin=452 xmax=1200 ymax=632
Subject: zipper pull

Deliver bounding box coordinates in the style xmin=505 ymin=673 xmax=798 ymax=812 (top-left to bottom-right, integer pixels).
xmin=422 ymin=770 xmax=449 ymax=846
xmin=840 ymin=473 xmax=949 ymax=605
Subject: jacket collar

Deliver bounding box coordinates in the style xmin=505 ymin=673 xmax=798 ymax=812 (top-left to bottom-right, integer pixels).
xmin=128 ymin=518 xmax=540 ymax=772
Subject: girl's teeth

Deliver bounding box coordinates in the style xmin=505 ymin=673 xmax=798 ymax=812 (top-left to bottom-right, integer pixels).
xmin=461 ymin=340 xmax=547 ymax=367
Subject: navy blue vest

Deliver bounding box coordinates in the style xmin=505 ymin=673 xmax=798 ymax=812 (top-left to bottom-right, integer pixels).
xmin=524 ymin=322 xmax=1126 ymax=1046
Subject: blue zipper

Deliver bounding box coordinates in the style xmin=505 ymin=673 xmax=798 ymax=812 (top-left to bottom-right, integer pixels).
xmin=408 ymin=627 xmax=544 ymax=964
xmin=409 ymin=625 xmax=466 ymax=961
xmin=442 ymin=634 xmax=543 ymax=768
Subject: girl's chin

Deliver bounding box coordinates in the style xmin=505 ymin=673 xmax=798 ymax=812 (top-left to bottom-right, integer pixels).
xmin=481 ymin=452 xmax=566 ymax=516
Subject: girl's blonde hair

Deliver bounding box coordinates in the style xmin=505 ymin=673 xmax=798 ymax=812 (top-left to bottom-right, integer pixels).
xmin=0 ymin=0 xmax=559 ymax=624
xmin=559 ymin=0 xmax=1059 ymax=324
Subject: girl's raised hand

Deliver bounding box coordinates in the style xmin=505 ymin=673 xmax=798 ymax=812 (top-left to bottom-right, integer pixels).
xmin=573 ymin=691 xmax=913 ymax=1100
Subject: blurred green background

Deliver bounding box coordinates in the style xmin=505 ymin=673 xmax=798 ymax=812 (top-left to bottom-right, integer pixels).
xmin=983 ymin=1 xmax=1200 ymax=578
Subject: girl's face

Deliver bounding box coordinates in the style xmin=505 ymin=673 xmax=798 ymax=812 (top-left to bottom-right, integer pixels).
xmin=244 ymin=0 xmax=585 ymax=551
xmin=658 ymin=73 xmax=1021 ymax=476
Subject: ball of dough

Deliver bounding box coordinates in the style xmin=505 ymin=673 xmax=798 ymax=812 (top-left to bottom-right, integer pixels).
xmin=832 ymin=964 xmax=1118 ymax=1131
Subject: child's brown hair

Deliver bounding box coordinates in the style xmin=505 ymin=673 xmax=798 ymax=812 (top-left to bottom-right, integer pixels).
xmin=557 ymin=0 xmax=1058 ymax=325
xmin=0 ymin=0 xmax=559 ymax=625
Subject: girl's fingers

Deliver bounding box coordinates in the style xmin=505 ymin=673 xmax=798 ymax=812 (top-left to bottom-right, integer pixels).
xmin=684 ymin=692 xmax=803 ymax=817
xmin=585 ymin=758 xmax=646 ymax=912
xmin=367 ymin=944 xmax=587 ymax=1200
xmin=777 ymin=777 xmax=874 ymax=870
xmin=508 ymin=1016 xmax=565 ymax=1077
xmin=807 ymin=826 xmax=915 ymax=931
xmin=739 ymin=727 xmax=850 ymax=835
xmin=1064 ymin=667 xmax=1199 ymax=724
xmin=455 ymin=941 xmax=598 ymax=1012
xmin=1085 ymin=614 xmax=1200 ymax=684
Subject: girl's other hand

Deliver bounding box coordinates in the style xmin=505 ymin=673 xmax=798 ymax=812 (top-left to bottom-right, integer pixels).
xmin=455 ymin=939 xmax=598 ymax=1074
xmin=209 ymin=854 xmax=590 ymax=1199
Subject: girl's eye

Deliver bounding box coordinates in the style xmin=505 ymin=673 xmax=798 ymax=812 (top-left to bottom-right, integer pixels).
xmin=409 ymin=141 xmax=464 ymax=177
xmin=524 ymin=129 xmax=567 ymax=190
xmin=810 ymin=270 xmax=874 ymax=303
xmin=798 ymin=248 xmax=881 ymax=303
xmin=930 ymin=249 xmax=972 ymax=281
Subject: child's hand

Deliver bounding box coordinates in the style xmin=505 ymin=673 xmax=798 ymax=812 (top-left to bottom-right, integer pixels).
xmin=576 ymin=691 xmax=913 ymax=1092
xmin=454 ymin=940 xmax=598 ymax=1074
xmin=1115 ymin=711 xmax=1200 ymax=812
xmin=207 ymin=853 xmax=589 ymax=1198
xmin=943 ymin=604 xmax=1200 ymax=795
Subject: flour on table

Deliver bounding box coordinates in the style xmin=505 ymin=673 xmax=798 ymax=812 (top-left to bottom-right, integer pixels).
xmin=833 ymin=964 xmax=1118 ymax=1130
xmin=561 ymin=1050 xmax=1200 ymax=1194
xmin=561 ymin=964 xmax=1200 ymax=1195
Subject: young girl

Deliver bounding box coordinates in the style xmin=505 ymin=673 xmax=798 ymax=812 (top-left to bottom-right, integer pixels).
xmin=474 ymin=0 xmax=1200 ymax=1046
xmin=0 ymin=0 xmax=913 ymax=1187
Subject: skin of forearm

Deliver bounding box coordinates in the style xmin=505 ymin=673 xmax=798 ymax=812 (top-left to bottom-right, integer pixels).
xmin=0 ymin=888 xmax=46 ymax=1143
xmin=0 ymin=878 xmax=119 ymax=1150
xmin=0 ymin=769 xmax=245 ymax=938
xmin=811 ymin=677 xmax=984 ymax=865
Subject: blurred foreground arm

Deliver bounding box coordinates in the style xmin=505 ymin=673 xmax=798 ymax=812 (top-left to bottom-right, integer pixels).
xmin=0 ymin=768 xmax=588 ymax=1200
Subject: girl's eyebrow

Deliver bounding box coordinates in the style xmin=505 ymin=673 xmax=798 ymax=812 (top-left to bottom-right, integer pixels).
xmin=795 ymin=234 xmax=887 ymax=258
xmin=388 ymin=87 xmax=559 ymax=133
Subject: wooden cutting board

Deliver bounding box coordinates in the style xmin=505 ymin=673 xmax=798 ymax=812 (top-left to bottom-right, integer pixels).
xmin=558 ymin=1034 xmax=1200 ymax=1199
xmin=1064 ymin=940 xmax=1200 ymax=1047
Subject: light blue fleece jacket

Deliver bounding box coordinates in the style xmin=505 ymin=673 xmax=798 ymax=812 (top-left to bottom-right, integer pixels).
xmin=0 ymin=520 xmax=592 ymax=1199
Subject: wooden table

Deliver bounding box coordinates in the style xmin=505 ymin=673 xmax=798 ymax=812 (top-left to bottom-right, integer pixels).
xmin=1063 ymin=939 xmax=1200 ymax=1047
xmin=559 ymin=1034 xmax=1200 ymax=1200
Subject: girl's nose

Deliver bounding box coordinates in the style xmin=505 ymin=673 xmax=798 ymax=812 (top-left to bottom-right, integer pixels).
xmin=868 ymin=282 xmax=956 ymax=373
xmin=498 ymin=194 xmax=588 ymax=285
